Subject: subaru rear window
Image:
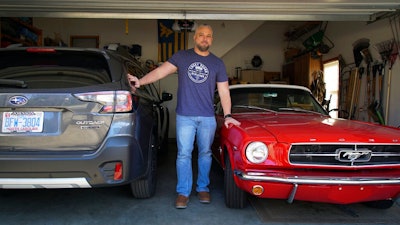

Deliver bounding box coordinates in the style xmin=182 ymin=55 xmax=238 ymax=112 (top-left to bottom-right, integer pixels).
xmin=0 ymin=49 xmax=112 ymax=89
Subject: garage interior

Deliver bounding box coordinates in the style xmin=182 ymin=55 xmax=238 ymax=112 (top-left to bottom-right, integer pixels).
xmin=1 ymin=1 xmax=400 ymax=137
xmin=1 ymin=1 xmax=400 ymax=224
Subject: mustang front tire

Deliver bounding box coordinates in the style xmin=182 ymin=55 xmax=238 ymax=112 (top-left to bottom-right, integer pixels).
xmin=224 ymin=156 xmax=247 ymax=208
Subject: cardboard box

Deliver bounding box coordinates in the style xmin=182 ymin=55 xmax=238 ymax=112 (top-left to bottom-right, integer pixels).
xmin=241 ymin=70 xmax=281 ymax=83
xmin=241 ymin=70 xmax=265 ymax=84
xmin=264 ymin=72 xmax=281 ymax=82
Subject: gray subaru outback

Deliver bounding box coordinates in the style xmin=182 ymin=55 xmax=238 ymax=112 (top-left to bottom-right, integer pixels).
xmin=0 ymin=46 xmax=172 ymax=198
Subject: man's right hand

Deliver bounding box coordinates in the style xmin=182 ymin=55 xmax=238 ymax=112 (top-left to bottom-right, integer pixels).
xmin=127 ymin=74 xmax=140 ymax=92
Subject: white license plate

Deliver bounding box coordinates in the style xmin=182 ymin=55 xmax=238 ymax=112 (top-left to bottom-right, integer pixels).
xmin=2 ymin=112 xmax=44 ymax=133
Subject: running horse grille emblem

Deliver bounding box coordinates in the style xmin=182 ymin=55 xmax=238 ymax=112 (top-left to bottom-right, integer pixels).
xmin=335 ymin=148 xmax=372 ymax=165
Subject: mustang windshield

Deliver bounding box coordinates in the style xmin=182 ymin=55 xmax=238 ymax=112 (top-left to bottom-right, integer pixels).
xmin=230 ymin=87 xmax=329 ymax=115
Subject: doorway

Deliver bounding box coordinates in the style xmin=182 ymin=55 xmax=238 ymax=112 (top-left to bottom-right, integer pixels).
xmin=323 ymin=59 xmax=339 ymax=118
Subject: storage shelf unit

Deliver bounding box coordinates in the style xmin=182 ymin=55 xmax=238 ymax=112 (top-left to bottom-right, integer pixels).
xmin=1 ymin=17 xmax=42 ymax=47
xmin=282 ymin=52 xmax=322 ymax=88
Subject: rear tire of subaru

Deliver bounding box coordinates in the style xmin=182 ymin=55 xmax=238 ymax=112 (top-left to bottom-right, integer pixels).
xmin=158 ymin=108 xmax=170 ymax=162
xmin=130 ymin=135 xmax=157 ymax=199
xmin=224 ymin=155 xmax=247 ymax=208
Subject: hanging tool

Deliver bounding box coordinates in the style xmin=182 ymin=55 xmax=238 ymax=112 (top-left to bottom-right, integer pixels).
xmin=385 ymin=45 xmax=398 ymax=124
xmin=348 ymin=38 xmax=369 ymax=120
xmin=368 ymin=64 xmax=384 ymax=124
xmin=360 ymin=45 xmax=373 ymax=121
xmin=377 ymin=64 xmax=385 ymax=124
xmin=353 ymin=67 xmax=364 ymax=120
xmin=347 ymin=68 xmax=357 ymax=119
xmin=348 ymin=67 xmax=364 ymax=120
xmin=365 ymin=63 xmax=372 ymax=121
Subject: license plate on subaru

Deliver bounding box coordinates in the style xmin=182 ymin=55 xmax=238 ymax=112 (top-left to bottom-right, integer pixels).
xmin=2 ymin=112 xmax=44 ymax=133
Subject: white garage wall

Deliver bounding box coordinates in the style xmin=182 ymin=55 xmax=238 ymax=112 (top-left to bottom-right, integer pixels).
xmin=221 ymin=21 xmax=289 ymax=74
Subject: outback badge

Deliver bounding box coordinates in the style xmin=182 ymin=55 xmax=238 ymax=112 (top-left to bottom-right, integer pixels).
xmin=9 ymin=96 xmax=28 ymax=106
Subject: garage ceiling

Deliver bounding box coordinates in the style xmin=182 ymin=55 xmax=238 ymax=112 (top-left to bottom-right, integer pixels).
xmin=0 ymin=0 xmax=399 ymax=21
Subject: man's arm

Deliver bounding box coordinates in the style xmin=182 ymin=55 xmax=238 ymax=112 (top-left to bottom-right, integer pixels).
xmin=217 ymin=81 xmax=232 ymax=116
xmin=217 ymin=81 xmax=241 ymax=128
xmin=128 ymin=61 xmax=177 ymax=91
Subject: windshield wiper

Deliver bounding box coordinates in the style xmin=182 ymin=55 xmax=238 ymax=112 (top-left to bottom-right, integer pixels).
xmin=278 ymin=107 xmax=321 ymax=115
xmin=233 ymin=104 xmax=275 ymax=112
xmin=0 ymin=79 xmax=28 ymax=88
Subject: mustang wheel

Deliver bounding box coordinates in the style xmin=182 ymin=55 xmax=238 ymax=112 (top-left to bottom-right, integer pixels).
xmin=130 ymin=134 xmax=158 ymax=199
xmin=224 ymin=156 xmax=247 ymax=208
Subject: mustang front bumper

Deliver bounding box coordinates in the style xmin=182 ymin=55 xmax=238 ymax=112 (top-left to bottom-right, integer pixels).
xmin=234 ymin=170 xmax=400 ymax=204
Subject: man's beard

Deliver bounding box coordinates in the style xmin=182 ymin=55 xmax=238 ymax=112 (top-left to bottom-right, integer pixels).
xmin=196 ymin=43 xmax=209 ymax=52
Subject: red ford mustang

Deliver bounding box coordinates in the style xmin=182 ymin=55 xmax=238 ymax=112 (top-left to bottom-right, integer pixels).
xmin=212 ymin=84 xmax=400 ymax=209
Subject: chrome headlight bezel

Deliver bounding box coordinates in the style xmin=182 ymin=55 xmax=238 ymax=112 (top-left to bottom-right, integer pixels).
xmin=245 ymin=141 xmax=269 ymax=164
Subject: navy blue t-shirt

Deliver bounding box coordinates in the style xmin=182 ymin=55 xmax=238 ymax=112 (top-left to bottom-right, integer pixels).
xmin=168 ymin=48 xmax=228 ymax=117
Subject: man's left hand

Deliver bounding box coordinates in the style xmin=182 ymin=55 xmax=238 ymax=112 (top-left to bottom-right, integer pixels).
xmin=224 ymin=117 xmax=241 ymax=128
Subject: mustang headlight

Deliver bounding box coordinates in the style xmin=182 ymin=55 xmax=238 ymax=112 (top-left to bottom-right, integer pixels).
xmin=245 ymin=142 xmax=268 ymax=164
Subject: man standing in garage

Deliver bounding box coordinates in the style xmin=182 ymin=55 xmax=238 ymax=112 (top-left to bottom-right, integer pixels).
xmin=128 ymin=24 xmax=240 ymax=209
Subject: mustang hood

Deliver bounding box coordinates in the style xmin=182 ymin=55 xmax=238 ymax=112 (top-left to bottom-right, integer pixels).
xmin=237 ymin=113 xmax=400 ymax=143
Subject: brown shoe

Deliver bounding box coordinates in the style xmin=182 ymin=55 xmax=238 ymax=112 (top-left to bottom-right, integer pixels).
xmin=175 ymin=195 xmax=189 ymax=209
xmin=198 ymin=191 xmax=211 ymax=204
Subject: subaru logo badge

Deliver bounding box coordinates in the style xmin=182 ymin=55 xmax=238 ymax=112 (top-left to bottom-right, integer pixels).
xmin=9 ymin=96 xmax=28 ymax=106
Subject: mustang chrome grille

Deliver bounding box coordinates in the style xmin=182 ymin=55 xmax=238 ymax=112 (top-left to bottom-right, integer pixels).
xmin=289 ymin=144 xmax=400 ymax=166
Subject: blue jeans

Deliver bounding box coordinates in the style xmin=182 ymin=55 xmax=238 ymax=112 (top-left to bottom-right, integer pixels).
xmin=175 ymin=114 xmax=217 ymax=197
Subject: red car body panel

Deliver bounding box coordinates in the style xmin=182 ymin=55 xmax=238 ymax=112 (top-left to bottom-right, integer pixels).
xmin=213 ymin=84 xmax=400 ymax=206
xmin=226 ymin=113 xmax=400 ymax=144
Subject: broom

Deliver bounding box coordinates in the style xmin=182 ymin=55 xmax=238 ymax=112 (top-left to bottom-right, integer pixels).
xmin=373 ymin=39 xmax=397 ymax=125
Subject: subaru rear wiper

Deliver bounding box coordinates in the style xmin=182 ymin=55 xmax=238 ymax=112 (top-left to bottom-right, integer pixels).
xmin=0 ymin=79 xmax=28 ymax=88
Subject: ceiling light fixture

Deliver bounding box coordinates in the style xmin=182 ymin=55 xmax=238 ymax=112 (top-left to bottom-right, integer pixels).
xmin=172 ymin=20 xmax=197 ymax=32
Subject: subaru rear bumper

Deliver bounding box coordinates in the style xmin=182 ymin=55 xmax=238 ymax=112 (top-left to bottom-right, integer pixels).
xmin=0 ymin=135 xmax=145 ymax=189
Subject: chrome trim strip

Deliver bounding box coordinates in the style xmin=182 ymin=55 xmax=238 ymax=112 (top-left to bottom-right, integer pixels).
xmin=235 ymin=171 xmax=400 ymax=185
xmin=0 ymin=178 xmax=91 ymax=189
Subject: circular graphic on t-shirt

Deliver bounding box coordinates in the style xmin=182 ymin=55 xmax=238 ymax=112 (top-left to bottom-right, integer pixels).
xmin=187 ymin=62 xmax=209 ymax=83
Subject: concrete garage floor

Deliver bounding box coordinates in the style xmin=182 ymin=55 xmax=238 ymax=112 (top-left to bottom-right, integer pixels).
xmin=0 ymin=141 xmax=399 ymax=225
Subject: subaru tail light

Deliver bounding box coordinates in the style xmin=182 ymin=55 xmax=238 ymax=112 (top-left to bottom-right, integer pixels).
xmin=75 ymin=91 xmax=132 ymax=113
